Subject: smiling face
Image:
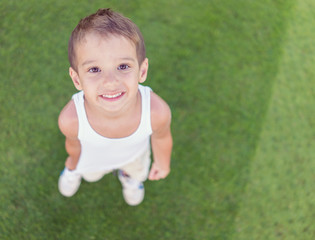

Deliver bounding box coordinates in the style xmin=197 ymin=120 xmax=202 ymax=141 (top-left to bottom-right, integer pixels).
xmin=69 ymin=33 xmax=148 ymax=115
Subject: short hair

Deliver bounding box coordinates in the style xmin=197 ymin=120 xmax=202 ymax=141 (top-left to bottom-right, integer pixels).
xmin=68 ymin=8 xmax=146 ymax=71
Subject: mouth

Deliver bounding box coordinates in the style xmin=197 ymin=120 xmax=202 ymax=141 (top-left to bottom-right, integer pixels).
xmin=100 ymin=91 xmax=125 ymax=100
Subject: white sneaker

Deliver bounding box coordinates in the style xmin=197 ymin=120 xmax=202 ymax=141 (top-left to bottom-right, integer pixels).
xmin=118 ymin=170 xmax=145 ymax=206
xmin=58 ymin=168 xmax=81 ymax=197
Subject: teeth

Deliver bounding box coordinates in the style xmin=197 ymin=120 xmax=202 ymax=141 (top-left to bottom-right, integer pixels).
xmin=102 ymin=92 xmax=123 ymax=98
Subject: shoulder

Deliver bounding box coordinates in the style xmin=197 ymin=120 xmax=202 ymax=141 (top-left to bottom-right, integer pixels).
xmin=58 ymin=99 xmax=79 ymax=139
xmin=150 ymin=91 xmax=172 ymax=133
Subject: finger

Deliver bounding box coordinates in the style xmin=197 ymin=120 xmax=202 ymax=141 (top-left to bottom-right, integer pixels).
xmin=148 ymin=171 xmax=160 ymax=181
xmin=148 ymin=170 xmax=155 ymax=180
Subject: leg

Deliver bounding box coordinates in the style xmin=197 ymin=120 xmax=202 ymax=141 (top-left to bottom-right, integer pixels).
xmin=82 ymin=169 xmax=112 ymax=182
xmin=120 ymin=149 xmax=151 ymax=182
xmin=118 ymin=149 xmax=151 ymax=206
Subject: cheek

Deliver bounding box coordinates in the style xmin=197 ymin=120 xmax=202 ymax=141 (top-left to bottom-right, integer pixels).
xmin=116 ymin=70 xmax=133 ymax=77
xmin=116 ymin=73 xmax=138 ymax=84
xmin=83 ymin=75 xmax=103 ymax=85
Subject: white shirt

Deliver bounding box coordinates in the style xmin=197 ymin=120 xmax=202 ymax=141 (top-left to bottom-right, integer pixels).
xmin=72 ymin=85 xmax=152 ymax=174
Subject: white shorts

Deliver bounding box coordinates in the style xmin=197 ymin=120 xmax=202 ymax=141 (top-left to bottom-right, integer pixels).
xmin=81 ymin=149 xmax=151 ymax=183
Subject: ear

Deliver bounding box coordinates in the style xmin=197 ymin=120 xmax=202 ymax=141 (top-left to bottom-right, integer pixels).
xmin=69 ymin=67 xmax=83 ymax=91
xmin=139 ymin=58 xmax=149 ymax=83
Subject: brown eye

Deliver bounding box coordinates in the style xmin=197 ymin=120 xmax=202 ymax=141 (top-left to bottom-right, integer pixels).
xmin=117 ymin=64 xmax=129 ymax=70
xmin=88 ymin=67 xmax=101 ymax=73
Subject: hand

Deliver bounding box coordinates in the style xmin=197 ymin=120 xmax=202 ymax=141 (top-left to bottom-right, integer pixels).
xmin=65 ymin=156 xmax=78 ymax=171
xmin=148 ymin=162 xmax=170 ymax=181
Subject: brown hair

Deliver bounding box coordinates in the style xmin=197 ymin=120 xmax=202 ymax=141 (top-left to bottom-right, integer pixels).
xmin=68 ymin=8 xmax=146 ymax=71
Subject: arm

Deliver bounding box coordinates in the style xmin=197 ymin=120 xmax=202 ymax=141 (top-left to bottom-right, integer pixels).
xmin=148 ymin=92 xmax=173 ymax=181
xmin=58 ymin=100 xmax=81 ymax=171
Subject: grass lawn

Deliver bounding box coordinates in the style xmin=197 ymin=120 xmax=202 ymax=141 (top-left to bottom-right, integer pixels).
xmin=1 ymin=0 xmax=314 ymax=239
xmin=234 ymin=1 xmax=315 ymax=239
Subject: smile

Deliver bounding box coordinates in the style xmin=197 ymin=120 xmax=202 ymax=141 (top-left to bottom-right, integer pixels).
xmin=101 ymin=92 xmax=125 ymax=99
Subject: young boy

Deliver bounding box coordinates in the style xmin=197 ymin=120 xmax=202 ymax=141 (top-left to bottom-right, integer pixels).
xmin=57 ymin=8 xmax=173 ymax=206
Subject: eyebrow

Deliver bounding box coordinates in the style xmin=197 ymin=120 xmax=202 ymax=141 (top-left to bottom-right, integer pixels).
xmin=119 ymin=57 xmax=136 ymax=62
xmin=82 ymin=60 xmax=96 ymax=66
xmin=81 ymin=57 xmax=136 ymax=67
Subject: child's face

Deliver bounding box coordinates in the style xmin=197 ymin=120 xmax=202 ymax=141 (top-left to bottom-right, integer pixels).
xmin=69 ymin=33 xmax=148 ymax=114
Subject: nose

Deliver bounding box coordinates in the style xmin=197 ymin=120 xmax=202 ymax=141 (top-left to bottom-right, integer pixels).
xmin=102 ymin=71 xmax=117 ymax=85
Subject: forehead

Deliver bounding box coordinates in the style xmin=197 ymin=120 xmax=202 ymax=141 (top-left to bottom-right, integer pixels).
xmin=75 ymin=33 xmax=137 ymax=64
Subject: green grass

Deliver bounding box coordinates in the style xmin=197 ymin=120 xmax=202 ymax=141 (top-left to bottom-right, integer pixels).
xmin=1 ymin=0 xmax=314 ymax=239
xmin=234 ymin=1 xmax=315 ymax=239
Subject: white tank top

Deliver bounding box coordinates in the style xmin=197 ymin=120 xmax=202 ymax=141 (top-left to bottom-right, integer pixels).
xmin=72 ymin=85 xmax=152 ymax=174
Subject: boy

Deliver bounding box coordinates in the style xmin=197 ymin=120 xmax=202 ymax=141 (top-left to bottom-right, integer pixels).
xmin=58 ymin=8 xmax=172 ymax=206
